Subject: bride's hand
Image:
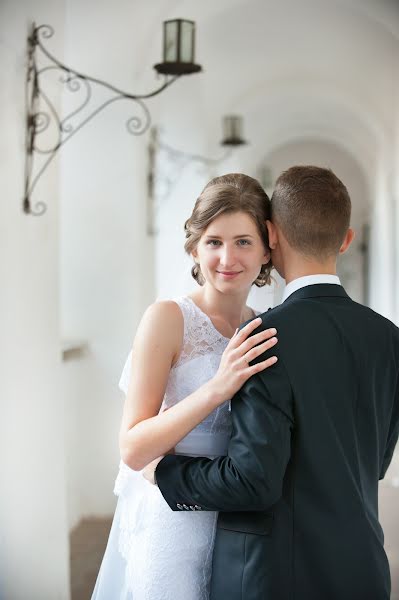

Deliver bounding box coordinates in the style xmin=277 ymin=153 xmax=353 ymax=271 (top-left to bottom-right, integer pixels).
xmin=211 ymin=317 xmax=278 ymax=403
xmin=143 ymin=456 xmax=163 ymax=485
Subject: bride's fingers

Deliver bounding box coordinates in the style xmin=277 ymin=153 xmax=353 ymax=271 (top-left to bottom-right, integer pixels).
xmin=247 ymin=354 xmax=278 ymax=374
xmin=236 ymin=327 xmax=277 ymax=356
xmin=228 ymin=317 xmax=262 ymax=349
xmin=243 ymin=336 xmax=278 ymax=363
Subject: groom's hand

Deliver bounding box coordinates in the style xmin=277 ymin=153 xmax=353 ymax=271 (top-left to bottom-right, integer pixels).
xmin=143 ymin=456 xmax=164 ymax=485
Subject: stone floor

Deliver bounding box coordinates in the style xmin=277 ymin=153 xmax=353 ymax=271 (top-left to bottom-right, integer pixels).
xmin=70 ymin=516 xmax=112 ymax=600
xmin=70 ymin=486 xmax=399 ymax=600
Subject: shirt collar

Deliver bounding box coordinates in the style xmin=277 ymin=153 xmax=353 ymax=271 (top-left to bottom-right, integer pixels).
xmin=282 ymin=274 xmax=341 ymax=302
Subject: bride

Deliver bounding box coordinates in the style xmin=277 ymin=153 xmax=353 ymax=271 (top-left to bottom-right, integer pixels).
xmin=92 ymin=173 xmax=277 ymax=599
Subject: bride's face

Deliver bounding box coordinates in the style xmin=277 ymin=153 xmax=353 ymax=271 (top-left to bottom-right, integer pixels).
xmin=192 ymin=211 xmax=270 ymax=294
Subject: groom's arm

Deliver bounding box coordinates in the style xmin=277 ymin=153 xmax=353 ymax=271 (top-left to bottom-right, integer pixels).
xmin=155 ymin=346 xmax=294 ymax=512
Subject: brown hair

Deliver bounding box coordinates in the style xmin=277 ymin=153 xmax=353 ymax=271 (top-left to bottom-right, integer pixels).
xmin=184 ymin=173 xmax=272 ymax=287
xmin=271 ymin=166 xmax=351 ymax=258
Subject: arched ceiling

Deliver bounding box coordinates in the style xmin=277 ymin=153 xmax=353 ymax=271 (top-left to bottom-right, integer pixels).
xmin=153 ymin=0 xmax=398 ymax=177
xmin=65 ymin=0 xmax=399 ymax=187
xmin=195 ymin=1 xmax=397 ymax=137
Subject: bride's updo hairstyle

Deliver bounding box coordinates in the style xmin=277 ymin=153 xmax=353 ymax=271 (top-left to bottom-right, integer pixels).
xmin=184 ymin=173 xmax=272 ymax=287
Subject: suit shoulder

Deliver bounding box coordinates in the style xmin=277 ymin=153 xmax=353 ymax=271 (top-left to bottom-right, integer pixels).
xmin=350 ymin=300 xmax=399 ymax=335
xmin=257 ymin=301 xmax=295 ymax=327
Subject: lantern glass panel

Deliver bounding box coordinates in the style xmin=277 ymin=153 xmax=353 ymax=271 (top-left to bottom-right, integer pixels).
xmin=164 ymin=20 xmax=178 ymax=62
xmin=180 ymin=21 xmax=194 ymax=63
xmin=224 ymin=116 xmax=242 ymax=140
xmin=223 ymin=117 xmax=231 ymax=139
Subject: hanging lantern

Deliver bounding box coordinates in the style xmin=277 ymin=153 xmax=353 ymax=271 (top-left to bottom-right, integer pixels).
xmin=221 ymin=115 xmax=247 ymax=146
xmin=154 ymin=19 xmax=202 ymax=76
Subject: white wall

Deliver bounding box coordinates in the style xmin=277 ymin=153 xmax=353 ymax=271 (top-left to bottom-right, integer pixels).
xmin=0 ymin=1 xmax=70 ymax=598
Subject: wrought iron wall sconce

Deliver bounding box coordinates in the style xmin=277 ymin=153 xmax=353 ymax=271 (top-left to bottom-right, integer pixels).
xmin=24 ymin=19 xmax=202 ymax=216
xmin=147 ymin=115 xmax=247 ymax=235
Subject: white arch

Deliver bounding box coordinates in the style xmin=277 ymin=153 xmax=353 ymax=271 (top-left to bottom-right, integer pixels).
xmin=222 ymin=78 xmax=390 ymax=194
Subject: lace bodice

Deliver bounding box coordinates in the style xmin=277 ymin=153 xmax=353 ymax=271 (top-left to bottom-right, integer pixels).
xmin=119 ymin=297 xmax=232 ymax=457
xmin=171 ymin=296 xmax=229 ymax=368
xmin=94 ymin=298 xmax=237 ymax=600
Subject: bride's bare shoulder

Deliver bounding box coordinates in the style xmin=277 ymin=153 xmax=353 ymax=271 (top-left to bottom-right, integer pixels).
xmin=142 ymin=300 xmax=184 ymax=324
xmin=134 ymin=300 xmax=184 ymax=360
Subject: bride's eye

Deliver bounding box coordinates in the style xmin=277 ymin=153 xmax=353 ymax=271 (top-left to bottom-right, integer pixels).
xmin=237 ymin=239 xmax=251 ymax=246
xmin=206 ymin=239 xmax=222 ymax=246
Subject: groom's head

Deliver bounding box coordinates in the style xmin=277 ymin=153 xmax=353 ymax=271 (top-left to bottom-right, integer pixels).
xmin=268 ymin=166 xmax=354 ymax=277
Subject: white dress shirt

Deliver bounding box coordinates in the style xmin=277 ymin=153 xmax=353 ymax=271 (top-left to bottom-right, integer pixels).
xmin=282 ymin=274 xmax=341 ymax=303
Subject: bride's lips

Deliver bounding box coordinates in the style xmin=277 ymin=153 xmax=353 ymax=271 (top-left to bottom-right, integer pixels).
xmin=216 ymin=271 xmax=242 ymax=279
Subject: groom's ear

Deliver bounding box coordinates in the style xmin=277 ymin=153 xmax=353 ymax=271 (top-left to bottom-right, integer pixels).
xmin=339 ymin=228 xmax=355 ymax=255
xmin=266 ymin=220 xmax=278 ymax=250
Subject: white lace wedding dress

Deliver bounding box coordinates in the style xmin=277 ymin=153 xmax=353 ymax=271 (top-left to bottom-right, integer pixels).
xmin=92 ymin=297 xmax=232 ymax=600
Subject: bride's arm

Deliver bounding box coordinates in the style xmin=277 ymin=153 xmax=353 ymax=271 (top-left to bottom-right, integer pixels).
xmin=119 ymin=300 xmax=219 ymax=470
xmin=119 ymin=301 xmax=278 ymax=471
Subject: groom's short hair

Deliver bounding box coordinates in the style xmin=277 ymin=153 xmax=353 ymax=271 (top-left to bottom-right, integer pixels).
xmin=271 ymin=166 xmax=351 ymax=258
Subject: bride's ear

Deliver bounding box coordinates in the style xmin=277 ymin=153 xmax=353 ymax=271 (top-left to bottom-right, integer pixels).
xmin=262 ymin=248 xmax=271 ymax=264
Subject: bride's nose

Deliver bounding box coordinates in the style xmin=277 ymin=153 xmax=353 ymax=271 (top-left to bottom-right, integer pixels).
xmin=219 ymin=245 xmax=237 ymax=267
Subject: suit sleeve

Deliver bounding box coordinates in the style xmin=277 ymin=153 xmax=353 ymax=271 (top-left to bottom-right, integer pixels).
xmin=156 ymin=345 xmax=294 ymax=512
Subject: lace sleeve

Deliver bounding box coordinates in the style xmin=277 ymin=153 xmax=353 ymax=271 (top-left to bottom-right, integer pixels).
xmin=119 ymin=350 xmax=132 ymax=395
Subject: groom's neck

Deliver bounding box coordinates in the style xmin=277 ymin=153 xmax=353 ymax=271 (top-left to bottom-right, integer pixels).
xmin=282 ymin=253 xmax=337 ymax=285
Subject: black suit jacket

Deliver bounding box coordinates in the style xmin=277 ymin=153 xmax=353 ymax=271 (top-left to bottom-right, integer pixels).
xmin=156 ymin=285 xmax=399 ymax=599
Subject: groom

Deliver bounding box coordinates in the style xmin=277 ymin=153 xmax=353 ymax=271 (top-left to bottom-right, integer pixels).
xmin=150 ymin=166 xmax=399 ymax=599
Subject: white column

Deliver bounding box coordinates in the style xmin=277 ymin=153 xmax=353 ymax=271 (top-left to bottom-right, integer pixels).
xmin=0 ymin=1 xmax=70 ymax=598
xmin=368 ymin=157 xmax=395 ymax=322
